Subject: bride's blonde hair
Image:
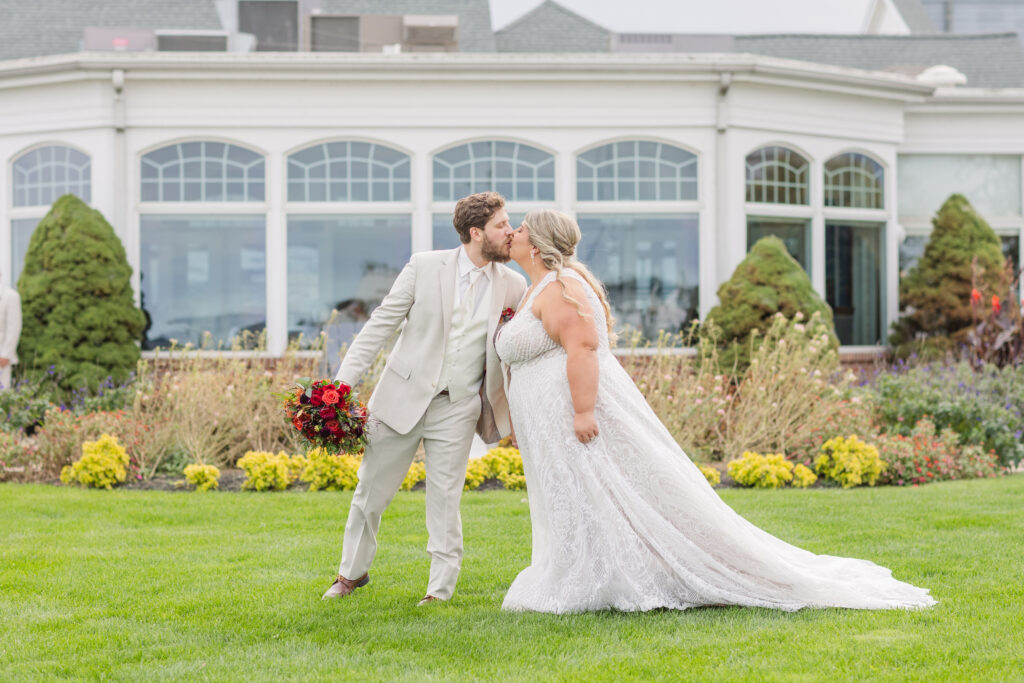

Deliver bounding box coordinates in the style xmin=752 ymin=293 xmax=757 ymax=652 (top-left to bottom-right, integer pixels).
xmin=523 ymin=209 xmax=616 ymax=344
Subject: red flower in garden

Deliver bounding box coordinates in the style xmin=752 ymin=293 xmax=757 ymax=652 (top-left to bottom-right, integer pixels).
xmin=971 ymin=288 xmax=982 ymax=304
xmin=322 ymin=389 xmax=341 ymax=405
xmin=992 ymin=295 xmax=1001 ymax=314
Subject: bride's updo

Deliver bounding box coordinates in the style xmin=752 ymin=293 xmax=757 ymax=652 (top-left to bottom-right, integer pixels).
xmin=523 ymin=209 xmax=616 ymax=342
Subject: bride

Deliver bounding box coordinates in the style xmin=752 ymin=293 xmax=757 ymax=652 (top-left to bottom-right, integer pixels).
xmin=494 ymin=209 xmax=936 ymax=614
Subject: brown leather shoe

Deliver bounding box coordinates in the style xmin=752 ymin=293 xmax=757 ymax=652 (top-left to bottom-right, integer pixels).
xmin=321 ymin=573 xmax=369 ymax=600
xmin=416 ymin=595 xmax=443 ymax=607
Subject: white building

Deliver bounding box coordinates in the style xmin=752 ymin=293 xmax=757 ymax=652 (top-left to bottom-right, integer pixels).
xmin=2 ymin=0 xmax=1023 ymax=355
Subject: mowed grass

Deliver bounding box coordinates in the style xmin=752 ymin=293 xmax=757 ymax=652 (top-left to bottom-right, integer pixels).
xmin=1 ymin=477 xmax=1023 ymax=682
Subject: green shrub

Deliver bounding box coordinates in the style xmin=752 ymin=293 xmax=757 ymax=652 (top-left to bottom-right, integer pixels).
xmin=183 ymin=463 xmax=220 ymax=492
xmin=17 ymin=195 xmax=145 ymax=394
xmin=727 ymin=451 xmax=794 ymax=488
xmin=59 ymin=433 xmax=130 ymax=489
xmin=890 ymin=194 xmax=1005 ymax=357
xmin=299 ymin=449 xmax=360 ymax=492
xmin=814 ymin=435 xmax=884 ymax=488
xmin=871 ymin=360 xmax=1024 ymax=467
xmin=701 ymin=236 xmax=837 ymax=373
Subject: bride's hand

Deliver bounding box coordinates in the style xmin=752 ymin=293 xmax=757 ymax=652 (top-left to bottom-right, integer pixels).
xmin=574 ymin=411 xmax=599 ymax=444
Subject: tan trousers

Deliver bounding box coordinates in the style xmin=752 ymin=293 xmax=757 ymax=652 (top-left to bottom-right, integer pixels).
xmin=338 ymin=391 xmax=481 ymax=600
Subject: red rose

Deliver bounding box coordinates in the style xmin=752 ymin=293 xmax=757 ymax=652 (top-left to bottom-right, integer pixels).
xmin=337 ymin=383 xmax=351 ymax=396
xmin=323 ymin=389 xmax=341 ymax=405
xmin=310 ymin=394 xmax=323 ymax=406
xmin=319 ymin=406 xmax=337 ymax=420
xmin=326 ymin=420 xmax=341 ymax=433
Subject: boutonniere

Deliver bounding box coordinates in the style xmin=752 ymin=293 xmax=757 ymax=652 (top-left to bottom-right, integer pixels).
xmin=500 ymin=307 xmax=516 ymax=323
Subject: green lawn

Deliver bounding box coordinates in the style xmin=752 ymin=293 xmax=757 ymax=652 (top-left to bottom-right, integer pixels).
xmin=1 ymin=477 xmax=1022 ymax=682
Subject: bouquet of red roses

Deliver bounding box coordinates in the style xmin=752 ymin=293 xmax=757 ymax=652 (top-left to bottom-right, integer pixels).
xmin=281 ymin=378 xmax=369 ymax=454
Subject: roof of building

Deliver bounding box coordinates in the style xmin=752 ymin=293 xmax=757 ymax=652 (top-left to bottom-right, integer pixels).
xmin=734 ymin=32 xmax=1024 ymax=88
xmin=892 ymin=0 xmax=939 ymax=34
xmin=321 ymin=0 xmax=495 ymax=52
xmin=495 ymin=0 xmax=609 ymax=53
xmin=0 ymin=0 xmax=223 ymax=61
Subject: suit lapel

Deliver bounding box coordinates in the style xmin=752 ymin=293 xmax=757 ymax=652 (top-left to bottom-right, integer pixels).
xmin=439 ymin=247 xmax=459 ymax=338
xmin=486 ymin=265 xmax=507 ymax=357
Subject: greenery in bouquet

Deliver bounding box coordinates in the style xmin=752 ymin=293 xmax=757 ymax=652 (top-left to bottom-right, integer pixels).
xmin=281 ymin=378 xmax=368 ymax=455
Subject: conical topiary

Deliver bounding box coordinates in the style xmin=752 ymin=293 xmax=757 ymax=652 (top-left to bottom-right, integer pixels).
xmin=890 ymin=194 xmax=1005 ymax=357
xmin=701 ymin=235 xmax=838 ymax=373
xmin=16 ymin=194 xmax=145 ymax=392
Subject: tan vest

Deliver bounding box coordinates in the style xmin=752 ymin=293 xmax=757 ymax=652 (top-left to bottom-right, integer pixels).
xmin=437 ymin=279 xmax=490 ymax=401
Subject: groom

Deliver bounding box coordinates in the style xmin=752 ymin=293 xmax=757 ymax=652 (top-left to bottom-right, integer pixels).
xmin=323 ymin=191 xmax=526 ymax=606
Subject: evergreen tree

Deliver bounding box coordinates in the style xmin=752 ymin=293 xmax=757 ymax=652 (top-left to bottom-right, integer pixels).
xmin=16 ymin=195 xmax=145 ymax=392
xmin=701 ymin=236 xmax=838 ymax=372
xmin=890 ymin=194 xmax=1005 ymax=357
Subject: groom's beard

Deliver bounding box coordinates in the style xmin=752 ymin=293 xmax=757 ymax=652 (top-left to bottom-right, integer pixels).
xmin=481 ymin=237 xmax=511 ymax=263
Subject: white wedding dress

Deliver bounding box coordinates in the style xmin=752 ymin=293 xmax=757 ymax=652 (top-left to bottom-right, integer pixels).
xmin=495 ymin=269 xmax=936 ymax=614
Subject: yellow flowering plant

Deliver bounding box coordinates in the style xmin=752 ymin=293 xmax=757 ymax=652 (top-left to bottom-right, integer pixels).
xmin=727 ymin=451 xmax=794 ymax=489
xmin=59 ymin=434 xmax=130 ymax=489
xmin=697 ymin=464 xmax=721 ymax=487
xmin=815 ymin=435 xmax=884 ymax=488
xmin=183 ymin=463 xmax=220 ymax=491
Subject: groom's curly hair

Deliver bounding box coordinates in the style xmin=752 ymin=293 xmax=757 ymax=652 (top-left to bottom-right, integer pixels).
xmin=453 ymin=192 xmax=505 ymax=244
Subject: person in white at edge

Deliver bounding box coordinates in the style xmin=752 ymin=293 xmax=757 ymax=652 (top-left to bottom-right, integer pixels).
xmin=0 ymin=274 xmax=22 ymax=391
xmin=322 ymin=192 xmax=526 ymax=606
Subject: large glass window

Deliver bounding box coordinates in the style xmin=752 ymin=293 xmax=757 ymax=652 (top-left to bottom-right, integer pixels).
xmin=287 ymin=142 xmax=410 ymax=202
xmin=824 ymin=153 xmax=884 ymax=209
xmin=432 ymin=212 xmax=526 ymax=252
xmin=576 ymin=141 xmax=697 ymax=201
xmin=11 ymin=145 xmax=92 ymax=284
xmin=140 ymin=216 xmax=266 ymax=349
xmin=827 ymin=222 xmax=884 ymax=346
xmin=746 ymin=146 xmax=809 ymax=205
xmin=898 ymin=155 xmax=1021 ymax=218
xmin=141 ymin=141 xmax=265 ymax=202
xmin=747 ymin=217 xmax=811 ymax=273
xmin=433 ymin=141 xmax=554 ymax=201
xmin=288 ymin=215 xmax=410 ymax=347
xmin=576 ymin=214 xmax=700 ymax=340
xmin=12 ymin=145 xmax=91 ymax=207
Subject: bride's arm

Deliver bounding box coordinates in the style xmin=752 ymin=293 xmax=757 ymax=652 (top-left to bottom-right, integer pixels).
xmin=537 ymin=278 xmax=600 ymax=444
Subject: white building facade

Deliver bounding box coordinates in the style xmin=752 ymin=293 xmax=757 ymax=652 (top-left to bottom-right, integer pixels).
xmin=1 ymin=51 xmax=1022 ymax=354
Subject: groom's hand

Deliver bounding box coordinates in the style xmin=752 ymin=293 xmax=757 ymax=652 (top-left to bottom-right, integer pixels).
xmin=574 ymin=411 xmax=598 ymax=445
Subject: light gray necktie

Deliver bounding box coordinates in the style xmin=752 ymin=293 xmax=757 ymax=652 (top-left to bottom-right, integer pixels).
xmin=461 ymin=267 xmax=484 ymax=314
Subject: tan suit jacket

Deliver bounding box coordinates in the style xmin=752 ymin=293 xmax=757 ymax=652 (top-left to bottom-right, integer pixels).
xmin=335 ymin=248 xmax=527 ymax=441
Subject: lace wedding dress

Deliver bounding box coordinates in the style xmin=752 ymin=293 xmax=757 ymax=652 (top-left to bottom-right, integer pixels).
xmin=495 ymin=269 xmax=936 ymax=614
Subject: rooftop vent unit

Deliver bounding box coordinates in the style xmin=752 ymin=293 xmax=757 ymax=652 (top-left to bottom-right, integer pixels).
xmin=402 ymin=15 xmax=458 ymax=52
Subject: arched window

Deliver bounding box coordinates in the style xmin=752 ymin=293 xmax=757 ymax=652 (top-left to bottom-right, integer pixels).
xmin=12 ymin=145 xmax=91 ymax=207
xmin=287 ymin=141 xmax=410 ymax=202
xmin=141 ymin=141 xmax=264 ymax=202
xmin=745 ymin=146 xmax=809 ymax=205
xmin=577 ymin=140 xmax=697 ymax=201
xmin=824 ymin=153 xmax=884 ymax=209
xmin=432 ymin=141 xmax=554 ymax=201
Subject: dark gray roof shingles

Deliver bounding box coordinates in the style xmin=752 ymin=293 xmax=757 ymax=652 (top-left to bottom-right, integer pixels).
xmin=0 ymin=0 xmax=223 ymax=60
xmin=495 ymin=0 xmax=609 ymax=53
xmin=735 ymin=33 xmax=1024 ymax=88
